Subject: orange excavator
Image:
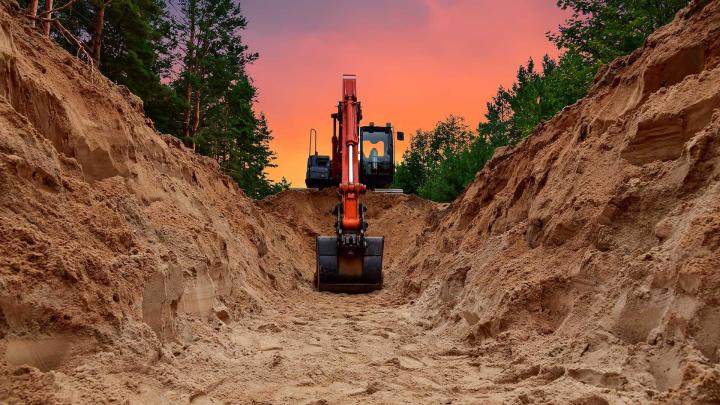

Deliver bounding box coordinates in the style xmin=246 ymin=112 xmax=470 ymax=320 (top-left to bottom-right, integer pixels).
xmin=312 ymin=75 xmax=402 ymax=293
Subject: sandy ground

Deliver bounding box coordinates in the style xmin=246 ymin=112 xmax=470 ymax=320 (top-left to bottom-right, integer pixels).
xmin=28 ymin=278 xmax=647 ymax=404
xmin=68 ymin=288 xmax=618 ymax=404
xmin=168 ymin=291 xmax=483 ymax=404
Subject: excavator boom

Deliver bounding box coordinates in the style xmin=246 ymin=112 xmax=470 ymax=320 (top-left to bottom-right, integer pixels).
xmin=314 ymin=75 xmax=384 ymax=293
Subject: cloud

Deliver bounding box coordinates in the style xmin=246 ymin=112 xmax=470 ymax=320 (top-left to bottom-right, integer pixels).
xmin=241 ymin=0 xmax=429 ymax=37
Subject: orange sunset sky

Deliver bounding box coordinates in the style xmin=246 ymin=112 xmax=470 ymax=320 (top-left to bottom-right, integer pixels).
xmin=240 ymin=1 xmax=570 ymax=186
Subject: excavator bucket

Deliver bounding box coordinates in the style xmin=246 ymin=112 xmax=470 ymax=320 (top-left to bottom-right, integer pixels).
xmin=315 ymin=236 xmax=384 ymax=293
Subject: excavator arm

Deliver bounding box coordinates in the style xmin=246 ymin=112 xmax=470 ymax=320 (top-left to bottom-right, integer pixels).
xmin=315 ymin=75 xmax=384 ymax=293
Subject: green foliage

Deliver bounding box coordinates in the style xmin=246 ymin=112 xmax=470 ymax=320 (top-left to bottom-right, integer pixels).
xmin=144 ymin=83 xmax=186 ymax=136
xmin=101 ymin=0 xmax=187 ymax=136
xmin=23 ymin=0 xmax=287 ymax=198
xmin=419 ymin=138 xmax=496 ymax=202
xmin=99 ymin=0 xmax=166 ymax=90
xmin=394 ymin=116 xmax=483 ymax=201
xmin=169 ymin=0 xmax=286 ymax=198
xmin=400 ymin=50 xmax=580 ymax=203
xmin=400 ymin=0 xmax=689 ymax=202
xmin=479 ymin=52 xmax=594 ymax=145
xmin=34 ymin=0 xmax=181 ymax=132
xmin=478 ymin=0 xmax=690 ymax=161
xmin=549 ymin=0 xmax=689 ymax=65
xmin=393 ymin=116 xmax=473 ymax=195
xmin=478 ymin=0 xmax=689 ymax=148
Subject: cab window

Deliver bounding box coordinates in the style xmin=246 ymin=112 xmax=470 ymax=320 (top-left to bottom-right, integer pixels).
xmin=362 ymin=131 xmax=390 ymax=160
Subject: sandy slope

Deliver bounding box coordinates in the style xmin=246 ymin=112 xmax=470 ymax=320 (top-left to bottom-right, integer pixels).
xmin=260 ymin=188 xmax=440 ymax=276
xmin=1 ymin=0 xmax=719 ymax=403
xmin=390 ymin=1 xmax=720 ymax=402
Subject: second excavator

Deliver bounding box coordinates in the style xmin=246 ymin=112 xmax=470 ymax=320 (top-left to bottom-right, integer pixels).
xmin=311 ymin=75 xmax=403 ymax=293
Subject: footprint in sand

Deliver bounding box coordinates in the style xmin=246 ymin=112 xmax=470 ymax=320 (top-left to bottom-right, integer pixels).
xmin=337 ymin=346 xmax=358 ymax=354
xmin=384 ymin=355 xmax=425 ymax=370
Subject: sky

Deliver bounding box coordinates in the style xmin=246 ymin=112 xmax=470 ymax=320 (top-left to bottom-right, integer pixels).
xmin=240 ymin=0 xmax=570 ymax=186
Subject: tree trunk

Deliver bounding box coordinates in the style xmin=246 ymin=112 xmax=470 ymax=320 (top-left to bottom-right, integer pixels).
xmin=42 ymin=0 xmax=53 ymax=36
xmin=182 ymin=0 xmax=197 ymax=142
xmin=28 ymin=0 xmax=39 ymax=27
xmin=191 ymin=90 xmax=201 ymax=151
xmin=183 ymin=83 xmax=193 ymax=140
xmin=90 ymin=3 xmax=106 ymax=66
xmin=192 ymin=89 xmax=201 ymax=131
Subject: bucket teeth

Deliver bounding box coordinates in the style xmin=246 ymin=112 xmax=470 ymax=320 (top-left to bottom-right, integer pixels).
xmin=315 ymin=236 xmax=384 ymax=293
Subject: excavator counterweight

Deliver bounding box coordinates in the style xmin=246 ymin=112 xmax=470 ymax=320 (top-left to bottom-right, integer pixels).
xmin=314 ymin=75 xmax=385 ymax=293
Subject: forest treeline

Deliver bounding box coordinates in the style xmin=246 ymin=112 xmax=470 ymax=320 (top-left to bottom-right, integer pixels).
xmin=394 ymin=0 xmax=690 ymax=202
xmin=21 ymin=0 xmax=289 ymax=198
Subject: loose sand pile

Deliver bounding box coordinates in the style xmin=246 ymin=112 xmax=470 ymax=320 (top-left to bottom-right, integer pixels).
xmin=391 ymin=1 xmax=720 ymax=402
xmin=0 ymin=0 xmax=318 ymax=399
xmin=0 ymin=0 xmax=718 ymax=403
xmin=260 ymin=188 xmax=440 ymax=274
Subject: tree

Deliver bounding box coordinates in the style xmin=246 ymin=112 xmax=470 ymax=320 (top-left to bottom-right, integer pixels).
xmin=393 ymin=116 xmax=474 ymax=196
xmin=419 ymin=138 xmax=496 ymax=202
xmin=169 ymin=0 xmax=287 ymax=198
xmin=172 ymin=0 xmax=258 ymax=147
xmin=549 ymin=0 xmax=689 ymax=65
xmin=477 ymin=0 xmax=690 ymax=151
xmin=20 ymin=0 xmax=182 ymax=133
xmin=100 ymin=0 xmax=186 ymax=135
xmin=405 ymin=1 xmax=690 ymax=203
xmin=89 ymin=0 xmax=110 ymax=64
xmin=478 ymin=52 xmax=594 ymax=147
xmin=21 ymin=0 xmax=287 ymax=198
xmin=27 ymin=0 xmax=39 ymax=26
xmin=42 ymin=0 xmax=53 ymax=35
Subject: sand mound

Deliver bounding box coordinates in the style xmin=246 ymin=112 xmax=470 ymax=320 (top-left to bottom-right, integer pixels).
xmin=392 ymin=1 xmax=720 ymax=401
xmin=260 ymin=188 xmax=440 ymax=279
xmin=0 ymin=0 xmax=313 ymax=388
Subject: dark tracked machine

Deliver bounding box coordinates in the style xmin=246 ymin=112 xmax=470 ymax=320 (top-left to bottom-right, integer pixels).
xmin=309 ymin=75 xmax=403 ymax=293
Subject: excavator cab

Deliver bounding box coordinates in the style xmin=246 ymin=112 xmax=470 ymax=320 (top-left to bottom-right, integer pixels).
xmin=359 ymin=123 xmax=402 ymax=189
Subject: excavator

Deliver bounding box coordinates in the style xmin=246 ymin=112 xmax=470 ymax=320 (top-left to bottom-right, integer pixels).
xmin=309 ymin=75 xmax=403 ymax=293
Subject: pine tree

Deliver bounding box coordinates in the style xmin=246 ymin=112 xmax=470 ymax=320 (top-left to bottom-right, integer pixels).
xmin=21 ymin=0 xmax=183 ymax=134
xmin=170 ymin=0 xmax=286 ymax=198
xmin=173 ymin=0 xmax=257 ymax=146
xmin=391 ymin=1 xmax=691 ymax=202
xmin=477 ymin=0 xmax=690 ymax=151
xmin=21 ymin=0 xmax=287 ymax=198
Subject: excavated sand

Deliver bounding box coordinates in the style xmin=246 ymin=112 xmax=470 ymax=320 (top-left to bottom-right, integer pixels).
xmin=0 ymin=0 xmax=719 ymax=403
xmin=390 ymin=1 xmax=720 ymax=402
